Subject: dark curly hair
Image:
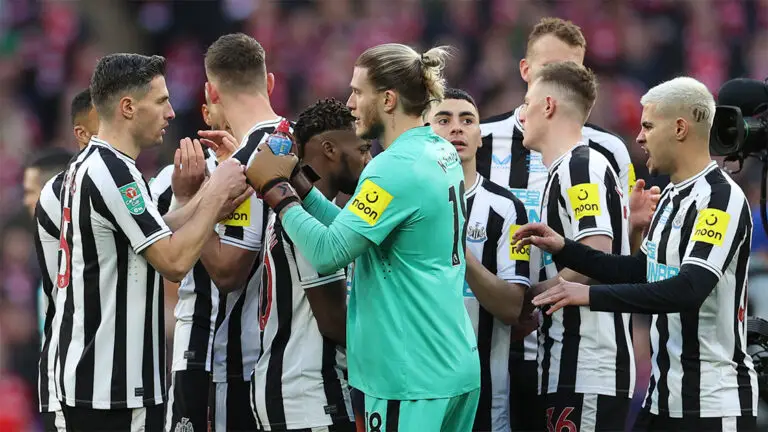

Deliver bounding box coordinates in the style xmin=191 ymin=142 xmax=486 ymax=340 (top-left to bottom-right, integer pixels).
xmin=293 ymin=98 xmax=355 ymax=158
xmin=90 ymin=53 xmax=166 ymax=116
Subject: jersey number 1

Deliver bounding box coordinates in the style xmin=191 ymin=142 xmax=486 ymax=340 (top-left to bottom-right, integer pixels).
xmin=448 ymin=180 xmax=467 ymax=266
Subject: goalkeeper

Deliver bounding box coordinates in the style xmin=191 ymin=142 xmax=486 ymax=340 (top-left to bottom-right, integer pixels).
xmin=247 ymin=43 xmax=480 ymax=430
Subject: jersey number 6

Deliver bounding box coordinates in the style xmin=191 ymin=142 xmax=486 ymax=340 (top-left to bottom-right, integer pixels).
xmin=448 ymin=180 xmax=467 ymax=266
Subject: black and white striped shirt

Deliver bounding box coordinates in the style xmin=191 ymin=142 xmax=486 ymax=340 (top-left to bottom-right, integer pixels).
xmin=212 ymin=118 xmax=284 ymax=383
xmin=531 ymin=143 xmax=635 ymax=397
xmin=639 ymin=161 xmax=758 ymax=417
xmin=35 ymin=171 xmax=65 ymax=413
xmin=463 ymin=173 xmax=530 ymax=431
xmin=53 ymin=137 xmax=170 ymax=409
xmin=149 ymin=148 xmax=219 ymax=372
xmin=251 ymin=212 xmax=353 ymax=430
xmin=479 ymin=106 xmax=634 ymax=361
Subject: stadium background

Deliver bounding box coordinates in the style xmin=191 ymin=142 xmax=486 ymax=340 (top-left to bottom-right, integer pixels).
xmin=1 ymin=0 xmax=768 ymax=429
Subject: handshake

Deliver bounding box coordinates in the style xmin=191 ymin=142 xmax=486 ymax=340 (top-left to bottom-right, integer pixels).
xmin=172 ymin=129 xmax=315 ymax=221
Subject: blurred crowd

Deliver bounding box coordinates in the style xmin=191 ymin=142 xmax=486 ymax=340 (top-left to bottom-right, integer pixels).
xmin=3 ymin=0 xmax=768 ymax=428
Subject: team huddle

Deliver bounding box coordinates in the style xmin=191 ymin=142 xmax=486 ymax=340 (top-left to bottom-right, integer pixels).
xmin=29 ymin=16 xmax=759 ymax=432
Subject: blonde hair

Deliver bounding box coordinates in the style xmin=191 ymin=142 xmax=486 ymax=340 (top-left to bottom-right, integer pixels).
xmin=640 ymin=77 xmax=716 ymax=131
xmin=355 ymin=43 xmax=453 ymax=116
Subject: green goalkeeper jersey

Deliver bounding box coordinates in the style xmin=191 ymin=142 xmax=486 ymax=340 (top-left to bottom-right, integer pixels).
xmin=336 ymin=126 xmax=480 ymax=400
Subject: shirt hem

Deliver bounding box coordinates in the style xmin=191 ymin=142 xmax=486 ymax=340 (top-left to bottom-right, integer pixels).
xmin=350 ymin=382 xmax=480 ymax=401
xmin=538 ymin=386 xmax=634 ymax=398
xmin=219 ymin=237 xmax=261 ymax=252
xmin=572 ymin=228 xmax=614 ymax=243
xmin=60 ymin=395 xmax=166 ymax=409
xmin=260 ymin=415 xmax=355 ymax=431
xmin=648 ymin=407 xmax=757 ymax=418
xmin=681 ymin=257 xmax=724 ymax=279
xmin=134 ymin=229 xmax=172 ymax=254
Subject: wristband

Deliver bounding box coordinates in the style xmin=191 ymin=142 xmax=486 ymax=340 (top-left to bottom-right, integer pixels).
xmin=261 ymin=178 xmax=301 ymax=214
xmin=290 ymin=164 xmax=321 ymax=199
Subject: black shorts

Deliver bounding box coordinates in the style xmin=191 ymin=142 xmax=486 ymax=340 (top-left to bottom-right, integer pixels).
xmin=211 ymin=380 xmax=258 ymax=432
xmin=349 ymin=387 xmax=365 ymax=432
xmin=166 ymin=370 xmax=212 ymax=432
xmin=61 ymin=404 xmax=164 ymax=431
xmin=634 ymin=409 xmax=758 ymax=432
xmin=41 ymin=410 xmax=65 ymax=432
xmin=508 ymin=356 xmax=543 ymax=431
xmin=542 ymin=392 xmax=629 ymax=432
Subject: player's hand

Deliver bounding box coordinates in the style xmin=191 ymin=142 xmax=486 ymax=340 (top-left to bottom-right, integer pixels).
xmin=216 ymin=185 xmax=254 ymax=222
xmin=532 ymin=277 xmax=590 ymax=314
xmin=511 ymin=310 xmax=539 ymax=341
xmin=198 ymin=129 xmax=239 ymax=163
xmin=172 ymin=138 xmax=207 ymax=203
xmin=511 ymin=223 xmax=566 ymax=255
xmin=246 ymin=142 xmax=299 ymax=194
xmin=629 ymin=179 xmax=661 ymax=234
xmin=206 ymin=159 xmax=249 ymax=204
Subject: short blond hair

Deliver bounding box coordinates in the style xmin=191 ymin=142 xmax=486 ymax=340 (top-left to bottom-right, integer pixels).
xmin=640 ymin=77 xmax=716 ymax=130
xmin=526 ymin=17 xmax=586 ymax=57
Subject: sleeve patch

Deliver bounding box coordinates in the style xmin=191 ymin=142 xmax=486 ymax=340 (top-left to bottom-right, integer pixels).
xmin=349 ymin=179 xmax=393 ymax=226
xmin=119 ymin=182 xmax=146 ymax=215
xmin=691 ymin=208 xmax=730 ymax=246
xmin=509 ymin=224 xmax=530 ymax=261
xmin=567 ymin=183 xmax=601 ymax=220
xmin=221 ymin=196 xmax=252 ymax=227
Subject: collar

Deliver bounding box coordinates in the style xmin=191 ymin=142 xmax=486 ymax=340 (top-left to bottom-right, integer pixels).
xmin=239 ymin=117 xmax=285 ymax=148
xmin=89 ymin=137 xmax=136 ymax=164
xmin=464 ymin=172 xmax=482 ymax=198
xmin=671 ymin=161 xmax=718 ymax=192
xmin=548 ymin=141 xmax=588 ymax=175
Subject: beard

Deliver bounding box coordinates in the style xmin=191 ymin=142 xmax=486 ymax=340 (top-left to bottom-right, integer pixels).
xmin=337 ymin=153 xmax=361 ymax=195
xmin=359 ymin=106 xmax=385 ymax=141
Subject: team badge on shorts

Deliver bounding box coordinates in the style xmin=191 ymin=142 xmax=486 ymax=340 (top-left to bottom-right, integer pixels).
xmin=174 ymin=418 xmax=194 ymax=432
xmin=120 ymin=182 xmax=147 ymax=215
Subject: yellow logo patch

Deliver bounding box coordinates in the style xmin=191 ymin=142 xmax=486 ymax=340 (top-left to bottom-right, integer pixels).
xmin=221 ymin=197 xmax=252 ymax=226
xmin=691 ymin=208 xmax=730 ymax=246
xmin=509 ymin=225 xmax=530 ymax=262
xmin=628 ymin=163 xmax=637 ymax=194
xmin=349 ymin=179 xmax=393 ymax=226
xmin=567 ymin=183 xmax=601 ymax=220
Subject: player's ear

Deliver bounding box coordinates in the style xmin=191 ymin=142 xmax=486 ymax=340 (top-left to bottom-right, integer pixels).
xmin=382 ymin=90 xmax=397 ymax=114
xmin=73 ymin=124 xmax=87 ymax=145
xmin=520 ymin=58 xmax=530 ymax=83
xmin=544 ymin=96 xmax=555 ymax=119
xmin=119 ymin=96 xmax=135 ymax=120
xmin=266 ymin=73 xmax=275 ymax=96
xmin=201 ymin=104 xmax=212 ymax=127
xmin=675 ymin=118 xmax=689 ymax=141
xmin=321 ymin=140 xmax=337 ymax=160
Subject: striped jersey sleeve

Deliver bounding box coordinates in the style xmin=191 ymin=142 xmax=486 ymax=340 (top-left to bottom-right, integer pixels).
xmin=681 ymin=183 xmax=750 ymax=279
xmin=494 ymin=184 xmax=530 ymax=286
xmin=149 ymin=165 xmax=174 ymax=216
xmin=216 ymin=121 xmax=282 ymax=252
xmin=295 ymin=243 xmax=347 ymax=289
xmin=90 ymin=148 xmax=171 ymax=253
xmin=559 ymin=148 xmax=621 ymax=242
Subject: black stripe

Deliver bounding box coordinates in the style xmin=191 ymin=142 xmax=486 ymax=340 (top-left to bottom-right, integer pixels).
xmin=733 ymin=203 xmax=754 ymax=415
xmin=156 ymin=267 xmax=165 ymax=400
xmin=96 ymin=148 xmax=164 ymax=237
xmin=588 ymin=140 xmax=621 ymax=182
xmin=74 ymin=175 xmax=102 ymax=406
xmin=473 ymin=208 xmax=503 ymax=431
xmin=385 ymin=400 xmax=400 ymax=431
xmin=476 ymin=134 xmax=493 ymax=179
xmin=52 ymin=171 xmax=65 ymax=200
xmin=510 ymin=130 xmax=529 ymax=189
xmin=233 ymin=128 xmax=273 ymax=165
xmin=320 ymin=337 xmax=348 ymax=424
xmin=37 ymin=200 xmax=60 ymax=240
xmin=34 ymin=223 xmax=54 ymax=410
xmin=188 ymin=263 xmax=214 ymax=369
xmin=646 ymin=191 xmax=673 ymax=242
xmin=540 ymin=173 xmax=564 ymax=393
xmin=89 ymin=174 xmax=129 ymax=408
xmin=226 ymin=290 xmax=246 ymax=379
xmin=601 ymin=169 xmax=632 ymax=398
xmin=141 ymin=257 xmax=157 ymax=404
xmin=263 ymin=220 xmax=294 ymax=426
xmin=157 ymin=185 xmax=172 ymax=216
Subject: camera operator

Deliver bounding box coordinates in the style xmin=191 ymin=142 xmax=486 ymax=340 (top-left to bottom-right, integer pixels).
xmin=513 ymin=76 xmax=759 ymax=431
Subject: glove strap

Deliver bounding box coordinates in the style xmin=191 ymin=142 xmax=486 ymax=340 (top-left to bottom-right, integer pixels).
xmin=262 ymin=178 xmax=301 ymax=214
xmin=290 ymin=164 xmax=321 ymax=199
